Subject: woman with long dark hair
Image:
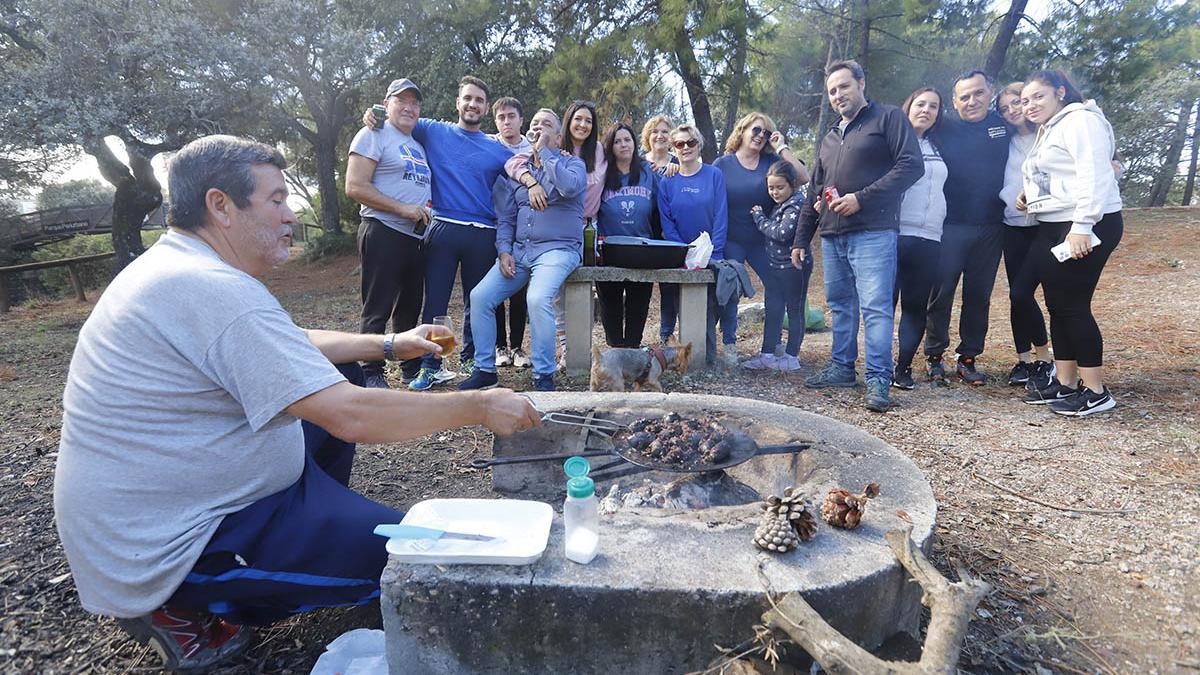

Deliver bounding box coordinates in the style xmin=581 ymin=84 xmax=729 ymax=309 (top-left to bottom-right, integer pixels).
xmin=996 ymin=81 xmax=1054 ymax=390
xmin=1019 ymin=69 xmax=1122 ymax=416
xmin=595 ymin=122 xmax=660 ymax=347
xmin=891 ymin=87 xmax=948 ymax=389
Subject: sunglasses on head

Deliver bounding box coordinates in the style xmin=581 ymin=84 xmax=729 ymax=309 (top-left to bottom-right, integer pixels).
xmin=750 ymin=126 xmax=769 ymax=137
xmin=673 ymin=138 xmax=699 ymax=149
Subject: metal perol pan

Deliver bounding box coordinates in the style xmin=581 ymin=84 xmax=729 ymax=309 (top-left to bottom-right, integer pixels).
xmin=468 ymin=429 xmax=808 ymax=475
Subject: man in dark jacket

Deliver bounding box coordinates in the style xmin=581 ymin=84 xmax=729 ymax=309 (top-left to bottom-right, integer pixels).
xmin=924 ymin=69 xmax=1011 ymax=385
xmin=791 ymin=59 xmax=923 ymax=412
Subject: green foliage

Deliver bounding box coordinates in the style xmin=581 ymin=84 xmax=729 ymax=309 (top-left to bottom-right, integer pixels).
xmin=300 ymin=229 xmax=357 ymax=263
xmin=36 ymin=179 xmax=114 ymax=211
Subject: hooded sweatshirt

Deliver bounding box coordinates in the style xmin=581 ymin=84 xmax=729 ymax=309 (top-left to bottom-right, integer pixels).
xmin=1022 ymin=100 xmax=1122 ymax=236
xmin=1000 ymin=132 xmax=1036 ymax=226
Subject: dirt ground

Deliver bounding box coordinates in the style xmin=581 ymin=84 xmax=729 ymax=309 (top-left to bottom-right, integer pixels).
xmin=0 ymin=207 xmax=1196 ymax=674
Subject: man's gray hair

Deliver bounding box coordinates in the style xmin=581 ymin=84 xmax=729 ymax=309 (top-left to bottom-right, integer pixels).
xmin=167 ymin=135 xmax=287 ymax=232
xmin=534 ymin=107 xmax=561 ymax=128
xmin=954 ymin=68 xmax=995 ymax=91
xmin=825 ymin=59 xmax=866 ymax=81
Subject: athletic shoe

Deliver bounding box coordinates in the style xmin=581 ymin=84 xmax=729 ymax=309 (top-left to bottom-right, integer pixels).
xmin=742 ymin=353 xmax=775 ymax=370
xmin=458 ymin=368 xmax=498 ymax=390
xmin=1022 ymin=378 xmax=1077 ymax=405
xmin=512 ymin=349 xmax=532 ymax=369
xmin=1025 ymin=360 xmax=1056 ymax=392
xmin=804 ymin=361 xmax=857 ymax=388
xmin=533 ymin=373 xmax=556 ymax=392
xmin=721 ymin=344 xmax=739 ymax=370
xmin=408 ymin=367 xmax=438 ymax=391
xmin=957 ymin=356 xmax=987 ymax=385
xmin=926 ymin=354 xmax=948 ymax=385
xmin=1007 ymin=361 xmax=1034 ymax=386
xmin=363 ymin=372 xmax=390 ymax=389
xmin=1049 ymin=386 xmax=1116 ymax=417
xmin=864 ymin=378 xmax=891 ymax=412
xmin=774 ymin=354 xmax=802 ymax=372
xmin=117 ymin=607 xmax=250 ymax=672
xmin=496 ymin=349 xmax=513 ymax=368
xmin=892 ymin=366 xmax=915 ymax=390
xmin=431 ymin=366 xmax=458 ymax=383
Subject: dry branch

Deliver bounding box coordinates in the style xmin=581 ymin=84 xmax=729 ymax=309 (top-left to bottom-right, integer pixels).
xmin=761 ymin=526 xmax=990 ymax=674
xmin=972 ymin=472 xmax=1135 ymax=515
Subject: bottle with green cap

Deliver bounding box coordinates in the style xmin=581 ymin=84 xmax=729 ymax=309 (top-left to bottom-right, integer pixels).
xmin=563 ymin=456 xmax=599 ymax=564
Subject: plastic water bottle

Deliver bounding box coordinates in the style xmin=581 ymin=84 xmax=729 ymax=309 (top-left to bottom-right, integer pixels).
xmin=563 ymin=457 xmax=598 ymax=564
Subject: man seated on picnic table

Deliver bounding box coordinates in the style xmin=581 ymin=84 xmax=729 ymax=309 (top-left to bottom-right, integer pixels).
xmin=51 ymin=135 xmax=541 ymax=672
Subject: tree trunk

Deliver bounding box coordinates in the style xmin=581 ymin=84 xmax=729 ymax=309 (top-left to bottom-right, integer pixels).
xmin=984 ymin=0 xmax=1029 ymax=79
xmin=88 ymin=138 xmax=162 ymax=271
xmin=814 ymin=39 xmax=835 ymax=149
xmin=314 ymin=125 xmax=342 ymax=234
xmin=673 ymin=31 xmax=719 ymax=163
xmin=857 ymin=0 xmax=870 ymax=64
xmin=1182 ymin=97 xmax=1199 ymax=207
xmin=1148 ymin=99 xmax=1191 ymax=207
xmin=721 ymin=7 xmax=750 ymax=144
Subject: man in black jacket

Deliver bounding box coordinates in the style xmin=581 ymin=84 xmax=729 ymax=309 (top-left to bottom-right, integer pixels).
xmin=791 ymin=60 xmax=923 ymax=412
xmin=924 ymin=69 xmax=1011 ymax=385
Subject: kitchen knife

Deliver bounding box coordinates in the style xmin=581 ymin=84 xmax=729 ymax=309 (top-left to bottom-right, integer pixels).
xmin=373 ymin=524 xmax=497 ymax=542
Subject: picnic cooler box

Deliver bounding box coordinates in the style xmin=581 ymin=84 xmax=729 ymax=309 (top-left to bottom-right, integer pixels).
xmin=601 ymin=236 xmax=689 ymax=269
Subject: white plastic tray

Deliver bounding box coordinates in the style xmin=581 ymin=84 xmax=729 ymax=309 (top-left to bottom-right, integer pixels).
xmin=384 ymin=498 xmax=553 ymax=565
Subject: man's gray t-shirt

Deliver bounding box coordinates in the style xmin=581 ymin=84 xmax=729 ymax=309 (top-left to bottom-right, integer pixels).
xmin=53 ymin=231 xmax=346 ymax=617
xmin=349 ymin=123 xmax=432 ymax=238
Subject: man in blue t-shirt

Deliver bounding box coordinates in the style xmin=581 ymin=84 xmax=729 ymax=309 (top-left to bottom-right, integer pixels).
xmin=346 ymin=78 xmax=432 ymax=389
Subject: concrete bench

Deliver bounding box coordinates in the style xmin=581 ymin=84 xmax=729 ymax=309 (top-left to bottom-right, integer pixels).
xmin=562 ymin=266 xmax=714 ymax=375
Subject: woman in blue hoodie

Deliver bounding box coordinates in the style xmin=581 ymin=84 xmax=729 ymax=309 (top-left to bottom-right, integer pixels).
xmin=596 ymin=122 xmax=660 ymax=347
xmin=746 ymin=160 xmax=811 ymax=371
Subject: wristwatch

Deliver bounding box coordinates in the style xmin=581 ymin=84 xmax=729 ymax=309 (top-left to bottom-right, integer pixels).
xmin=383 ymin=333 xmax=397 ymax=361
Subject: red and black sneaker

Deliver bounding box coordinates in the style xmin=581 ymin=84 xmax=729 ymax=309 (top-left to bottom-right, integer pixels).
xmin=117 ymin=607 xmax=250 ymax=672
xmin=956 ymin=356 xmax=987 ymax=385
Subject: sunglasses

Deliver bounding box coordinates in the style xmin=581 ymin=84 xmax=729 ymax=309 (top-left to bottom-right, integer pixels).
xmin=673 ymin=138 xmax=699 ymax=150
xmin=750 ymin=126 xmax=769 ymax=137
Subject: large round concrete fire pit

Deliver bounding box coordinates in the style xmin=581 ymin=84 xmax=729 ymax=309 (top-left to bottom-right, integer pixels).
xmin=381 ymin=393 xmax=937 ymax=674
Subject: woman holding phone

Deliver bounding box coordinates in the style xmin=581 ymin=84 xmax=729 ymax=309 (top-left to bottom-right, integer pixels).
xmin=1018 ymin=69 xmax=1122 ymax=416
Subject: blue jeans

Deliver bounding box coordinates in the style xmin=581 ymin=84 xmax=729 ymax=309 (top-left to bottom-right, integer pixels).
xmin=421 ymin=220 xmax=498 ymax=370
xmin=470 ymin=248 xmax=581 ymax=376
xmin=821 ymin=229 xmax=897 ymax=381
xmin=719 ymin=239 xmax=769 ymax=343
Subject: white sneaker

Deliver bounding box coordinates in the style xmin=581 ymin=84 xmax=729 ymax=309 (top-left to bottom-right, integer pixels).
xmin=742 ymin=353 xmax=775 ymax=370
xmin=774 ymin=354 xmax=802 ymax=371
xmin=512 ymin=349 xmax=531 ymax=369
xmin=496 ymin=348 xmax=513 ymax=367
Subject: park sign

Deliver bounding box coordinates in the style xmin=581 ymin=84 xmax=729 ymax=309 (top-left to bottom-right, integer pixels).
xmin=0 ymin=203 xmax=165 ymax=251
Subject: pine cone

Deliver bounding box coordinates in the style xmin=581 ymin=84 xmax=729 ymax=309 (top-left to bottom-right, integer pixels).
xmin=753 ymin=487 xmax=816 ymax=552
xmin=821 ymin=482 xmax=881 ymax=529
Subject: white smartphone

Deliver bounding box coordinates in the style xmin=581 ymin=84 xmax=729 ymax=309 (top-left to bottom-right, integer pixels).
xmin=1051 ymin=233 xmax=1102 ymax=262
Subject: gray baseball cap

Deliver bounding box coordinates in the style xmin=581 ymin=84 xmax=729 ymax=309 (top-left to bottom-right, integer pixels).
xmin=385 ymin=78 xmax=422 ymax=101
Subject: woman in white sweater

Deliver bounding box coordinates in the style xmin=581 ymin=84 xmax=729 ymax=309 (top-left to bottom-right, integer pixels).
xmin=1018 ymin=69 xmax=1123 ymax=416
xmin=997 ymin=82 xmax=1054 ymax=390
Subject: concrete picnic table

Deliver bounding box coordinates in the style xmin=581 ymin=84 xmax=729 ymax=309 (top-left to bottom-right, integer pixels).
xmin=561 ymin=265 xmax=715 ymax=376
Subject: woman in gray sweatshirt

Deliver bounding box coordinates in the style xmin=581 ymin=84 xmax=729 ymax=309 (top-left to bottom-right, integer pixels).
xmin=892 ymin=87 xmax=948 ymax=389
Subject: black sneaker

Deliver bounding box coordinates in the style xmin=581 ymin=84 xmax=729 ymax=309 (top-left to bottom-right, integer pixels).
xmin=926 ymin=355 xmax=948 ymax=385
xmin=804 ymin=361 xmax=857 ymax=388
xmin=1022 ymin=378 xmax=1077 ymax=405
xmin=533 ymin=373 xmax=556 ymax=392
xmin=892 ymin=366 xmax=915 ymax=390
xmin=957 ymin=356 xmax=987 ymax=385
xmin=1049 ymin=386 xmax=1116 ymax=417
xmin=117 ymin=607 xmax=250 ymax=672
xmin=363 ymin=372 xmax=390 ymax=389
xmin=864 ymin=378 xmax=891 ymax=412
xmin=457 ymin=368 xmax=499 ymax=390
xmin=1007 ymin=361 xmax=1033 ymax=386
xmin=1025 ymin=360 xmax=1057 ymax=392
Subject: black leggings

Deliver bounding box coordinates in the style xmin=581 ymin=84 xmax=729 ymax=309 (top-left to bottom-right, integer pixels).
xmin=496 ymin=287 xmax=528 ymax=350
xmin=597 ymin=281 xmax=653 ymax=347
xmin=894 ymin=235 xmax=941 ymax=369
xmin=761 ymin=262 xmax=812 ymax=357
xmin=1034 ymin=212 xmax=1123 ymax=368
xmin=1004 ymin=225 xmax=1049 ymax=355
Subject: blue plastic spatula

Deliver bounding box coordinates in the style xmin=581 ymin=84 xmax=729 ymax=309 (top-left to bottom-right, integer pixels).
xmin=373 ymin=524 xmax=497 ymax=542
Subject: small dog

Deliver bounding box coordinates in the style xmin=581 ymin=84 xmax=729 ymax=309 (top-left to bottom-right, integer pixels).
xmin=590 ymin=343 xmax=693 ymax=392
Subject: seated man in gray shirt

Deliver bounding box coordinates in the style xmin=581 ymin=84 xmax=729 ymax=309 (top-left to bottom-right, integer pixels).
xmin=458 ymin=109 xmax=586 ymax=392
xmin=52 ymin=135 xmax=540 ymax=672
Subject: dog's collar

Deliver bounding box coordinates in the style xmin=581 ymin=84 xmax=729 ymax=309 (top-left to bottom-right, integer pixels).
xmin=644 ymin=346 xmax=668 ymax=371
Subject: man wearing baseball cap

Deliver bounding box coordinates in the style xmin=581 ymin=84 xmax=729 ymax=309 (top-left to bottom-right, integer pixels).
xmin=346 ymin=78 xmax=432 ymax=388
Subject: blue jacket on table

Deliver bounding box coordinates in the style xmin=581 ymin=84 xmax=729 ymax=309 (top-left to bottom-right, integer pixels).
xmin=496 ymin=148 xmax=588 ymax=261
xmin=657 ymin=164 xmax=728 ymax=260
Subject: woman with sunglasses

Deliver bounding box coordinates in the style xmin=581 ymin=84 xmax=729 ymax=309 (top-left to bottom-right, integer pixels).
xmin=1018 ymin=69 xmax=1122 ymax=416
xmin=596 ymin=122 xmax=661 ymax=347
xmin=996 ymin=81 xmax=1054 ymax=391
xmin=657 ymin=125 xmax=729 ymax=364
xmin=714 ymin=112 xmax=810 ymax=368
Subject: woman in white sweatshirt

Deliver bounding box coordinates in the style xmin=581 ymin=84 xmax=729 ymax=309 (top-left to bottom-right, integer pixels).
xmin=997 ymin=82 xmax=1054 ymax=391
xmin=1018 ymin=69 xmax=1123 ymax=416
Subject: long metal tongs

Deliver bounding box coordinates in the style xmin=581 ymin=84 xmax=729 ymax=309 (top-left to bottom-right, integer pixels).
xmin=521 ymin=397 xmax=625 ymax=438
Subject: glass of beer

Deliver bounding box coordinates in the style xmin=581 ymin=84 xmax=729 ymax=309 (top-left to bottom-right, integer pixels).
xmin=430 ymin=316 xmax=457 ymax=356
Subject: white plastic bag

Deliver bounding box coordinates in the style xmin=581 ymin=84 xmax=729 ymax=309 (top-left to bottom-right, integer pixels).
xmin=310 ymin=628 xmax=388 ymax=675
xmin=685 ymin=231 xmax=713 ymax=269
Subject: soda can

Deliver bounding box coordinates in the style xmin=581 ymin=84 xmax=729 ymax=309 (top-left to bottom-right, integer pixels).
xmin=372 ymin=104 xmax=387 ymax=130
xmin=823 ymin=185 xmax=840 ymax=204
